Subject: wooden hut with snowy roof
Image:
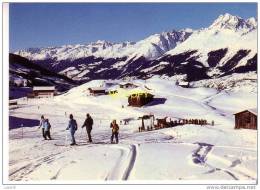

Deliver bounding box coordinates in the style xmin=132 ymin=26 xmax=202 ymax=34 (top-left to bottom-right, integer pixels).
xmin=88 ymin=87 xmax=106 ymax=96
xmin=234 ymin=108 xmax=257 ymax=130
xmin=119 ymin=82 xmax=138 ymax=89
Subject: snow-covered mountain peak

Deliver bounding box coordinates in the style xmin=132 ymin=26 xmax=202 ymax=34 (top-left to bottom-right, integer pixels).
xmin=89 ymin=40 xmax=114 ymax=47
xmin=25 ymin=47 xmax=41 ymax=53
xmin=246 ymin=17 xmax=257 ymax=28
xmin=95 ymin=40 xmax=109 ymax=44
xmin=127 ymin=29 xmax=192 ymax=60
xmin=179 ymin=28 xmax=193 ymax=33
xmin=209 ymin=13 xmax=257 ymax=32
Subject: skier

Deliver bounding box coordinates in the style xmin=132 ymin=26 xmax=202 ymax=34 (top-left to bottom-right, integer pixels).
xmin=81 ymin=113 xmax=93 ymax=143
xmin=39 ymin=115 xmax=46 ymax=140
xmin=44 ymin=119 xmax=52 ymax=140
xmin=110 ymin=120 xmax=119 ymax=144
xmin=66 ymin=114 xmax=78 ymax=145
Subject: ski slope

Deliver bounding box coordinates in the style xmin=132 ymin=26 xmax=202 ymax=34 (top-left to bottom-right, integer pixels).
xmin=8 ymin=77 xmax=257 ymax=183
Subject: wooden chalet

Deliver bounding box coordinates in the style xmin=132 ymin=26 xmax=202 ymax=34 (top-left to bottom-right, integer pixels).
xmin=88 ymin=87 xmax=106 ymax=96
xmin=119 ymin=82 xmax=138 ymax=89
xmin=30 ymin=86 xmax=55 ymax=98
xmin=9 ymin=100 xmax=18 ymax=106
xmin=128 ymin=92 xmax=154 ymax=107
xmin=234 ymin=109 xmax=257 ymax=130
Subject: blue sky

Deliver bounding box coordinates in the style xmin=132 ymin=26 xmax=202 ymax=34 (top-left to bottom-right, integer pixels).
xmin=9 ymin=3 xmax=257 ymax=51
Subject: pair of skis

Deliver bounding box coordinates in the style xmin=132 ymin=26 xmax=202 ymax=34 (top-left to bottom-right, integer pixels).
xmin=54 ymin=128 xmax=87 ymax=147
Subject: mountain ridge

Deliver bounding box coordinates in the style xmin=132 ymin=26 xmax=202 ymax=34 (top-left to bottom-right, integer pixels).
xmin=12 ymin=13 xmax=257 ymax=83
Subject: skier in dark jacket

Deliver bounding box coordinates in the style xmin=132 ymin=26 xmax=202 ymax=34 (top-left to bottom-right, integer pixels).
xmin=110 ymin=120 xmax=119 ymax=144
xmin=43 ymin=119 xmax=52 ymax=140
xmin=39 ymin=115 xmax=46 ymax=140
xmin=66 ymin=114 xmax=78 ymax=145
xmin=82 ymin=113 xmax=93 ymax=143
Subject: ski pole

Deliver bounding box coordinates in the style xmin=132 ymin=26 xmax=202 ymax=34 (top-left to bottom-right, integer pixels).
xmin=79 ymin=128 xmax=83 ymax=142
xmin=65 ymin=131 xmax=68 ymax=145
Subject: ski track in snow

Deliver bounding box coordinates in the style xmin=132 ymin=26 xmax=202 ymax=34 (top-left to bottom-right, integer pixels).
xmin=189 ymin=142 xmax=256 ymax=181
xmin=191 ymin=143 xmax=239 ymax=180
xmin=122 ymin=144 xmax=137 ymax=180
xmin=9 ymin=130 xmax=256 ymax=181
xmin=10 ymin=129 xmax=256 ymax=181
xmin=9 ymin=152 xmax=65 ymax=181
xmin=205 ymin=152 xmax=257 ymax=180
xmin=192 ymin=142 xmax=214 ymax=165
xmin=104 ymin=144 xmax=137 ymax=180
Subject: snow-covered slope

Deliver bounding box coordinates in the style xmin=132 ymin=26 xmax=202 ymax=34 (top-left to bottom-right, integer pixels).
xmin=8 ymin=77 xmax=257 ymax=182
xmin=192 ymin=71 xmax=257 ymax=93
xmin=9 ymin=53 xmax=77 ymax=98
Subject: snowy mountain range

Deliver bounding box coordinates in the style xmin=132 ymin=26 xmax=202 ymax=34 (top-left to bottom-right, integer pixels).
xmin=13 ymin=13 xmax=257 ymax=83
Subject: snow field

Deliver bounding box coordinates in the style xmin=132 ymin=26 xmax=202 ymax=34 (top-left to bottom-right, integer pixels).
xmin=8 ymin=77 xmax=257 ymax=182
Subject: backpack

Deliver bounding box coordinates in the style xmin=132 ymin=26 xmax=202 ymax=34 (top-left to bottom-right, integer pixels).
xmin=73 ymin=119 xmax=78 ymax=131
xmin=47 ymin=122 xmax=51 ymax=130
xmin=112 ymin=124 xmax=119 ymax=133
xmin=90 ymin=118 xmax=93 ymax=126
